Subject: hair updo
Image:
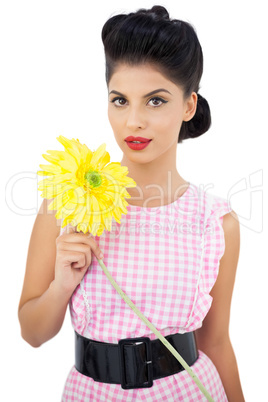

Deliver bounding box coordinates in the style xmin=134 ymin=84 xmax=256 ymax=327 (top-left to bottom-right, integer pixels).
xmin=101 ymin=5 xmax=211 ymax=143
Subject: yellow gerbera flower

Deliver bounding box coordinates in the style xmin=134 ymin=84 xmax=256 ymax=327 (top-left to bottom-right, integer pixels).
xmin=37 ymin=135 xmax=136 ymax=236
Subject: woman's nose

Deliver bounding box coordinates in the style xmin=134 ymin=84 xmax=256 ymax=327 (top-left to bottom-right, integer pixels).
xmin=126 ymin=106 xmax=146 ymax=130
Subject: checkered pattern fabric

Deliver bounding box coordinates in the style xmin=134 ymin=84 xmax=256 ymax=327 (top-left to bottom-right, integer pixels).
xmin=61 ymin=182 xmax=231 ymax=401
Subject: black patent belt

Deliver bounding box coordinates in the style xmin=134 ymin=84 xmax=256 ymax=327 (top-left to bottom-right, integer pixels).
xmin=75 ymin=331 xmax=199 ymax=389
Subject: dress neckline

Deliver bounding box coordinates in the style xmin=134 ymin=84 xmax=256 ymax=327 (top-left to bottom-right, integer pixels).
xmin=126 ymin=181 xmax=193 ymax=210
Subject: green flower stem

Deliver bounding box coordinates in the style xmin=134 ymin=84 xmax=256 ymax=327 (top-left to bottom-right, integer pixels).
xmin=97 ymin=258 xmax=214 ymax=402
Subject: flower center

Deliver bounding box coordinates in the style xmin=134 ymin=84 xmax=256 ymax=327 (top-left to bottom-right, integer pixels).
xmin=84 ymin=169 xmax=102 ymax=188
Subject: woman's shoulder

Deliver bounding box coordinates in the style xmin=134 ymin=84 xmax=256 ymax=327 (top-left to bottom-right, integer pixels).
xmin=198 ymin=186 xmax=240 ymax=262
xmin=192 ymin=184 xmax=233 ymax=220
xmin=205 ymin=188 xmax=238 ymax=231
xmin=189 ymin=183 xmax=240 ymax=248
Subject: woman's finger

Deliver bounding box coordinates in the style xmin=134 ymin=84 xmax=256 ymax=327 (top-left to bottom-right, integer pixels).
xmin=65 ymin=224 xmax=77 ymax=235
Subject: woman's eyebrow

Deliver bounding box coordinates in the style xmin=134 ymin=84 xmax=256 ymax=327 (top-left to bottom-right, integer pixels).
xmin=109 ymin=88 xmax=172 ymax=97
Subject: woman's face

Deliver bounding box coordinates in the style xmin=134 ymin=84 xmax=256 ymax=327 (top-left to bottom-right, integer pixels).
xmin=107 ymin=63 xmax=197 ymax=164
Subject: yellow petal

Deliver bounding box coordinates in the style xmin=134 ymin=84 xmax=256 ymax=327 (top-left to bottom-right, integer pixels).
xmin=37 ymin=170 xmax=54 ymax=176
xmin=41 ymin=154 xmax=59 ymax=164
xmin=47 ymin=150 xmax=69 ymax=160
xmin=39 ymin=164 xmax=62 ymax=174
xmin=48 ymin=190 xmax=71 ymax=212
xmin=81 ymin=144 xmax=92 ymax=163
xmin=57 ymin=136 xmax=82 ymax=164
xmin=56 ymin=135 xmax=76 ymax=149
xmin=98 ymin=151 xmax=110 ymax=169
xmin=102 ymin=162 xmax=121 ymax=173
xmin=90 ymin=143 xmax=107 ymax=167
xmin=57 ymin=158 xmax=78 ymax=173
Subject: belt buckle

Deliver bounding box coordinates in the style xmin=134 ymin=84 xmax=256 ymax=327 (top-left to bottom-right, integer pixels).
xmin=118 ymin=337 xmax=153 ymax=389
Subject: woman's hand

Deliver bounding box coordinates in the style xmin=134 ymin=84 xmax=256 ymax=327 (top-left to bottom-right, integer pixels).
xmin=54 ymin=225 xmax=104 ymax=296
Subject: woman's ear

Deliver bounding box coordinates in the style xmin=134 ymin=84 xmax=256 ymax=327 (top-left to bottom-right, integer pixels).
xmin=183 ymin=92 xmax=198 ymax=122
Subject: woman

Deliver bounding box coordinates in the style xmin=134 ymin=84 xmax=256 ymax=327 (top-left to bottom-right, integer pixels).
xmin=18 ymin=5 xmax=245 ymax=401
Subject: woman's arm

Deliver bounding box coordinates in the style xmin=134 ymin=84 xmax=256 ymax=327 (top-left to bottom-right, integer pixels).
xmin=18 ymin=198 xmax=103 ymax=348
xmin=18 ymin=198 xmax=65 ymax=347
xmin=195 ymin=210 xmax=245 ymax=402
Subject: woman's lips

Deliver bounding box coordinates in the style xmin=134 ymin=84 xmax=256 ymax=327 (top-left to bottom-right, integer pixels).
xmin=125 ymin=140 xmax=152 ymax=150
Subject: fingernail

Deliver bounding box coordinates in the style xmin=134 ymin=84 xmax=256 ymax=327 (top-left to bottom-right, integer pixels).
xmin=99 ymin=252 xmax=104 ymax=259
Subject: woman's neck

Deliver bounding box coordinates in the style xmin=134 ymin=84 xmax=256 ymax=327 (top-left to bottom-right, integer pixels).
xmin=122 ymin=165 xmax=189 ymax=207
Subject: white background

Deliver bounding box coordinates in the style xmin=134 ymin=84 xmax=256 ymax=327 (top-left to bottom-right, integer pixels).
xmin=1 ymin=1 xmax=267 ymax=401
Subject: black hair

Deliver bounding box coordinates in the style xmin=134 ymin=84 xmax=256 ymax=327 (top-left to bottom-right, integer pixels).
xmin=101 ymin=5 xmax=211 ymax=143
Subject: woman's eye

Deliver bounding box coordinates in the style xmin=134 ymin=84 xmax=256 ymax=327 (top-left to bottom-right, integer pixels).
xmin=110 ymin=97 xmax=127 ymax=107
xmin=148 ymin=97 xmax=168 ymax=107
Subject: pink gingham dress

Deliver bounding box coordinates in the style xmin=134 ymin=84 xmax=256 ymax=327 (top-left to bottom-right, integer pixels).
xmin=61 ymin=182 xmax=232 ymax=401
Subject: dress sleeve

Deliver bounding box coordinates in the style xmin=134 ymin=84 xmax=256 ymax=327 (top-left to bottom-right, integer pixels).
xmin=184 ymin=193 xmax=233 ymax=332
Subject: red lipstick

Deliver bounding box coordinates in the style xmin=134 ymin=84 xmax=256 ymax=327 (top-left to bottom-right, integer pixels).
xmin=125 ymin=136 xmax=152 ymax=151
